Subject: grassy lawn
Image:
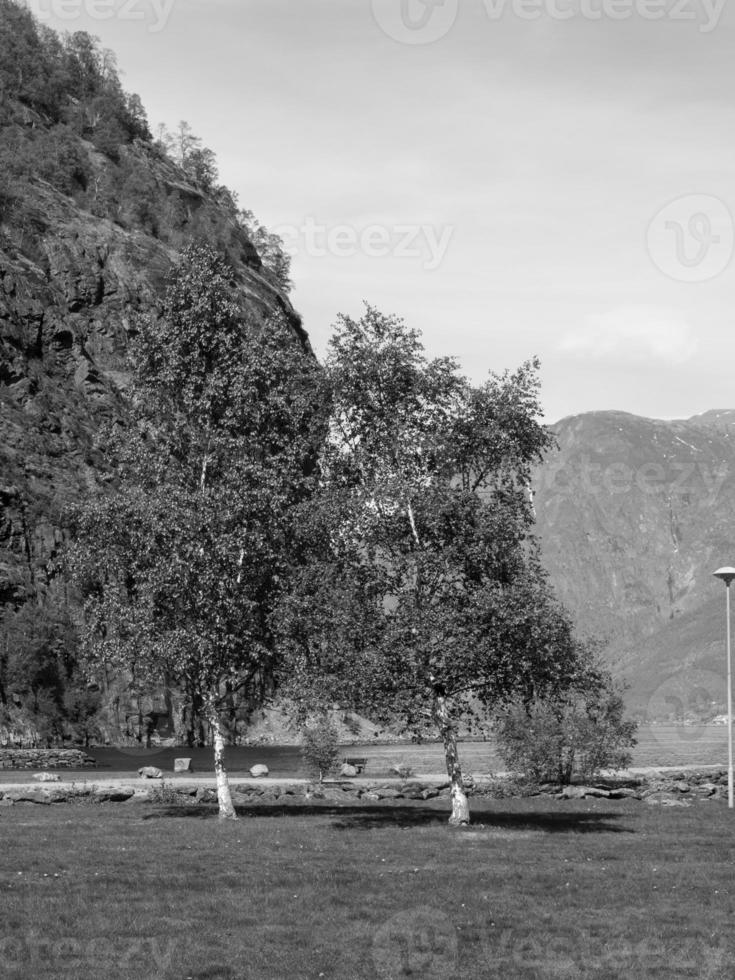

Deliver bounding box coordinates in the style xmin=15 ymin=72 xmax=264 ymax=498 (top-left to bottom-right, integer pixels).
xmin=2 ymin=795 xmax=735 ymax=979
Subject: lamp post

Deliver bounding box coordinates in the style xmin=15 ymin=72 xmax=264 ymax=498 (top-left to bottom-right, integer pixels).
xmin=713 ymin=567 xmax=735 ymax=809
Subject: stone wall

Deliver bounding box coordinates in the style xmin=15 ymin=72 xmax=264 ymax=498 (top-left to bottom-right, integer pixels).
xmin=0 ymin=749 xmax=96 ymax=770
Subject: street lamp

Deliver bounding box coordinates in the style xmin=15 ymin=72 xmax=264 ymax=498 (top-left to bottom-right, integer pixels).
xmin=713 ymin=567 xmax=735 ymax=809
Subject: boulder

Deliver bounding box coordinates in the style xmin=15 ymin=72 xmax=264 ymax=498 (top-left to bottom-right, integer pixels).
xmin=401 ymin=785 xmax=428 ymax=800
xmin=644 ymin=791 xmax=692 ymax=807
xmin=231 ymin=791 xmax=254 ymax=805
xmin=319 ymin=787 xmax=350 ymax=802
xmin=559 ymin=785 xmax=611 ymax=800
xmin=6 ymin=787 xmax=67 ymax=804
xmin=561 ymin=786 xmax=589 ymax=800
xmin=174 ymin=758 xmax=193 ymax=773
xmin=340 ymin=763 xmax=358 ymax=778
xmin=93 ymin=788 xmax=136 ymax=803
xmin=249 ymin=764 xmax=269 ymax=778
xmin=32 ymin=772 xmax=61 ymax=782
xmin=138 ymin=766 xmax=163 ymax=779
xmin=124 ymin=789 xmax=153 ymax=803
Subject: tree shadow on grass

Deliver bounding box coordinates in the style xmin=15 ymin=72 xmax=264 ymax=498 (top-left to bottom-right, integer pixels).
xmin=142 ymin=800 xmax=632 ymax=833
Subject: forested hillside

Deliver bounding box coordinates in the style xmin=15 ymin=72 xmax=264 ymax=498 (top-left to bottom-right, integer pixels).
xmin=0 ymin=0 xmax=306 ymax=746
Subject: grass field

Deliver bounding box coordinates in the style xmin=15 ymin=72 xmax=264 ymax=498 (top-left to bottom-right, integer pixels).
xmin=343 ymin=725 xmax=733 ymax=777
xmin=3 ymin=794 xmax=735 ymax=979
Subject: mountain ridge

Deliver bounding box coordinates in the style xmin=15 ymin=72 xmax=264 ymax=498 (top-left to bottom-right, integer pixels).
xmin=533 ymin=407 xmax=735 ymax=721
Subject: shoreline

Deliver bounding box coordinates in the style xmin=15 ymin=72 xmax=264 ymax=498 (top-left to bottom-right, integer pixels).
xmin=0 ymin=762 xmax=728 ymax=793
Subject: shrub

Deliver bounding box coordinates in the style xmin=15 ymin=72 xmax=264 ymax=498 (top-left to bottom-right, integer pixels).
xmin=301 ymin=715 xmax=341 ymax=782
xmin=494 ymin=679 xmax=637 ymax=785
xmin=149 ymin=781 xmax=189 ymax=806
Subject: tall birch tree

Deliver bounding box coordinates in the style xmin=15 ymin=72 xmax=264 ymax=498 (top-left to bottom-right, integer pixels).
xmin=280 ymin=306 xmax=590 ymax=826
xmin=68 ymin=244 xmax=320 ymax=819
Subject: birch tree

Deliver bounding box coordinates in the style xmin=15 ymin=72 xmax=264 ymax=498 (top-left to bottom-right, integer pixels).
xmin=68 ymin=244 xmax=320 ymax=819
xmin=280 ymin=306 xmax=589 ymax=826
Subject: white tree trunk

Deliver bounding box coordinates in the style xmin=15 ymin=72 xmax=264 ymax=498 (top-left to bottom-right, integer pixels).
xmin=206 ymin=703 xmax=237 ymax=820
xmin=433 ymin=692 xmax=470 ymax=826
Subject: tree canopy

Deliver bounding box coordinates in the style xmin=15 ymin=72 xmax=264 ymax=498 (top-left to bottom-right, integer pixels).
xmin=68 ymin=244 xmax=320 ymax=817
xmin=279 ymin=306 xmax=596 ymax=824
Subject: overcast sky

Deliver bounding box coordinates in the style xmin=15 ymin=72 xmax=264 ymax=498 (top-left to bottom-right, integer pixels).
xmin=26 ymin=0 xmax=735 ymax=422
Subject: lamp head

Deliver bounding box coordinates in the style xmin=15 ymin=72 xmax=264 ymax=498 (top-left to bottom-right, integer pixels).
xmin=714 ymin=567 xmax=735 ymax=587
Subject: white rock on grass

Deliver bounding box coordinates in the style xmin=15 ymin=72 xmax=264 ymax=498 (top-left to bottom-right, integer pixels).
xmin=174 ymin=758 xmax=193 ymax=773
xmin=138 ymin=766 xmax=163 ymax=779
xmin=249 ymin=764 xmax=269 ymax=778
xmin=33 ymin=773 xmax=61 ymax=782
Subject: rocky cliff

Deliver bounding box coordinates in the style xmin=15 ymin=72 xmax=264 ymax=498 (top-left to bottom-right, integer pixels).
xmin=0 ymin=1 xmax=308 ymax=743
xmin=0 ymin=171 xmax=304 ymax=608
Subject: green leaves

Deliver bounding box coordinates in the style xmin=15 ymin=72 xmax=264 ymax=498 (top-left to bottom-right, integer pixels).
xmin=494 ymin=676 xmax=638 ymax=785
xmin=282 ymin=305 xmax=588 ymax=737
xmin=70 ymin=244 xmax=321 ymax=721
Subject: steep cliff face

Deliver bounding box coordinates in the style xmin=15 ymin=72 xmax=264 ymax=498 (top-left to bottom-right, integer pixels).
xmin=533 ymin=411 xmax=735 ymax=717
xmin=0 ymin=169 xmax=304 ymax=610
xmin=0 ymin=1 xmax=311 ymax=743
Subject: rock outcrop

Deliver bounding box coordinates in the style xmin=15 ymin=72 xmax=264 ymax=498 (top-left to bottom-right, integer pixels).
xmin=0 ymin=1 xmax=311 ymax=744
xmin=0 ymin=170 xmax=305 ymax=611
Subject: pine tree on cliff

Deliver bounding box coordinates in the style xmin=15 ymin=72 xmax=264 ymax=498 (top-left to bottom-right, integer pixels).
xmin=68 ymin=244 xmax=321 ymax=819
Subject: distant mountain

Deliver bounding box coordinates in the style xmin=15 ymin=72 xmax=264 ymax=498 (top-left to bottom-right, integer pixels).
xmin=533 ymin=410 xmax=735 ymax=721
xmin=687 ymin=410 xmax=735 ymax=433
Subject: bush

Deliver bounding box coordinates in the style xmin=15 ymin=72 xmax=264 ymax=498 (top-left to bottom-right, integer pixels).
xmin=149 ymin=781 xmax=189 ymax=806
xmin=494 ymin=679 xmax=637 ymax=785
xmin=301 ymin=715 xmax=341 ymax=782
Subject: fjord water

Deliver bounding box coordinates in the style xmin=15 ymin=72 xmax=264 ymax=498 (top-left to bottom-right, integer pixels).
xmin=64 ymin=725 xmax=734 ymax=776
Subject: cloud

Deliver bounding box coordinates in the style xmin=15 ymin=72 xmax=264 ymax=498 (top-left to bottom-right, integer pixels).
xmin=558 ymin=307 xmax=698 ymax=366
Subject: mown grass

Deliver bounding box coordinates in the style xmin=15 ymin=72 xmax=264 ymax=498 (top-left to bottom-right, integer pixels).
xmin=2 ymin=794 xmax=735 ymax=979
